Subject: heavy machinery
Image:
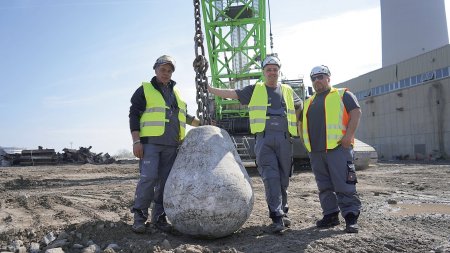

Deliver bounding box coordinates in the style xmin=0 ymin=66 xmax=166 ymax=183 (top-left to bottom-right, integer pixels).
xmin=192 ymin=0 xmax=377 ymax=169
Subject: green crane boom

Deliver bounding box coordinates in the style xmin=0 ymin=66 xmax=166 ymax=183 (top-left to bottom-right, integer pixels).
xmin=200 ymin=0 xmax=267 ymax=131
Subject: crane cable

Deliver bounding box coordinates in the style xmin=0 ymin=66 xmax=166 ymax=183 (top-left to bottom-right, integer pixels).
xmin=192 ymin=0 xmax=212 ymax=126
xmin=267 ymin=0 xmax=274 ymax=54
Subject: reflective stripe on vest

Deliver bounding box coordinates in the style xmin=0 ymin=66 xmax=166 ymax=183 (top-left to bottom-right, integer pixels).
xmin=302 ymin=87 xmax=349 ymax=152
xmin=281 ymin=84 xmax=299 ymax=136
xmin=173 ymin=87 xmax=187 ymax=140
xmin=248 ymin=82 xmax=298 ymax=136
xmin=140 ymin=82 xmax=187 ymax=140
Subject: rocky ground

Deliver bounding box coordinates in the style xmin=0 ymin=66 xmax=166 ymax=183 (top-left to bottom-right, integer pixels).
xmin=0 ymin=162 xmax=449 ymax=253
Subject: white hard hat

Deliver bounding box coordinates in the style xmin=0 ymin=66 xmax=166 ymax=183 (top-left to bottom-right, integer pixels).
xmin=262 ymin=55 xmax=281 ymax=68
xmin=310 ymin=65 xmax=331 ymax=77
xmin=153 ymin=55 xmax=176 ymax=72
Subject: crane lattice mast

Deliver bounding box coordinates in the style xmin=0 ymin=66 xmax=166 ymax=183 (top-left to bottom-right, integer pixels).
xmin=200 ymin=0 xmax=267 ymax=122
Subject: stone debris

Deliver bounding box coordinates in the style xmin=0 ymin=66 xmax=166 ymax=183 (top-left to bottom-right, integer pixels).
xmin=0 ymin=228 xmax=230 ymax=253
xmin=60 ymin=146 xmax=115 ymax=165
xmin=0 ymin=146 xmax=115 ymax=166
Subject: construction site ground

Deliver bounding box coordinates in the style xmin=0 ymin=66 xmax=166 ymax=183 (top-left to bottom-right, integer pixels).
xmin=0 ymin=162 xmax=449 ymax=253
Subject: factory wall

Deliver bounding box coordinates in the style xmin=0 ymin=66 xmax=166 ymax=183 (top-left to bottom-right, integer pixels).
xmin=336 ymin=44 xmax=450 ymax=160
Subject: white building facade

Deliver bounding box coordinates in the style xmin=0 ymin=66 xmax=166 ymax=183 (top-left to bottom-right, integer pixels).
xmin=336 ymin=45 xmax=450 ymax=160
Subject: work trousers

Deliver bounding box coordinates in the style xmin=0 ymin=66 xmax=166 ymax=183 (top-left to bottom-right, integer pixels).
xmin=131 ymin=143 xmax=178 ymax=223
xmin=254 ymin=131 xmax=293 ymax=218
xmin=308 ymin=146 xmax=361 ymax=217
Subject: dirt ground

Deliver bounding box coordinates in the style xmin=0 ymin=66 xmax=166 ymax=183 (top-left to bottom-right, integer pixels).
xmin=0 ymin=162 xmax=449 ymax=253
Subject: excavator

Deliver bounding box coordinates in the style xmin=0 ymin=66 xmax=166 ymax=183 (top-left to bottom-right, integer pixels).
xmin=191 ymin=0 xmax=377 ymax=169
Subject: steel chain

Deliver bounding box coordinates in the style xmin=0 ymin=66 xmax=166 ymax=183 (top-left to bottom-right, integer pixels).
xmin=193 ymin=0 xmax=212 ymax=126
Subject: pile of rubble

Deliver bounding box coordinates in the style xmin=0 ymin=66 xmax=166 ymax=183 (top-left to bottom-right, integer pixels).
xmin=0 ymin=146 xmax=115 ymax=166
xmin=60 ymin=146 xmax=115 ymax=164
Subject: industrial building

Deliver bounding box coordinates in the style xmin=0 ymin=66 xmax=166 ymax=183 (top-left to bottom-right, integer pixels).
xmin=336 ymin=0 xmax=449 ymax=161
xmin=337 ymin=45 xmax=449 ymax=160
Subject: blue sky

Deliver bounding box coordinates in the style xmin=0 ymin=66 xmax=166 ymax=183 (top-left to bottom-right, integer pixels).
xmin=1 ymin=0 xmax=449 ymax=155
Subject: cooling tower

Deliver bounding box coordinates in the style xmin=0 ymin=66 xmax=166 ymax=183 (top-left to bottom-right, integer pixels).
xmin=381 ymin=0 xmax=449 ymax=67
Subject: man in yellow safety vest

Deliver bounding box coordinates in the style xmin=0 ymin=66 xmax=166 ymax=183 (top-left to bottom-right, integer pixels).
xmin=302 ymin=65 xmax=362 ymax=233
xmin=207 ymin=55 xmax=303 ymax=233
xmin=129 ymin=55 xmax=201 ymax=233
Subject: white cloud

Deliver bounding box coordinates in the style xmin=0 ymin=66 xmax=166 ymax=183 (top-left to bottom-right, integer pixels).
xmin=275 ymin=7 xmax=382 ymax=87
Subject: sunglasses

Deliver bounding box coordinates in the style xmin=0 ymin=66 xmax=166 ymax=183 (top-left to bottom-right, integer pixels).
xmin=311 ymin=74 xmax=325 ymax=82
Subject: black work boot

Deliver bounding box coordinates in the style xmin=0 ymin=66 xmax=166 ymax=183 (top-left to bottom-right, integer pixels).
xmin=282 ymin=214 xmax=291 ymax=227
xmin=131 ymin=220 xmax=146 ymax=233
xmin=131 ymin=209 xmax=148 ymax=234
xmin=269 ymin=216 xmax=285 ymax=233
xmin=344 ymin=213 xmax=359 ymax=233
xmin=155 ymin=215 xmax=173 ymax=233
xmin=282 ymin=207 xmax=291 ymax=227
xmin=316 ymin=211 xmax=340 ymax=228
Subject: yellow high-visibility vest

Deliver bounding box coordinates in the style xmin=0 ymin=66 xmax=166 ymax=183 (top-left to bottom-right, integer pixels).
xmin=140 ymin=82 xmax=187 ymax=140
xmin=302 ymin=87 xmax=350 ymax=152
xmin=248 ymin=82 xmax=298 ymax=136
